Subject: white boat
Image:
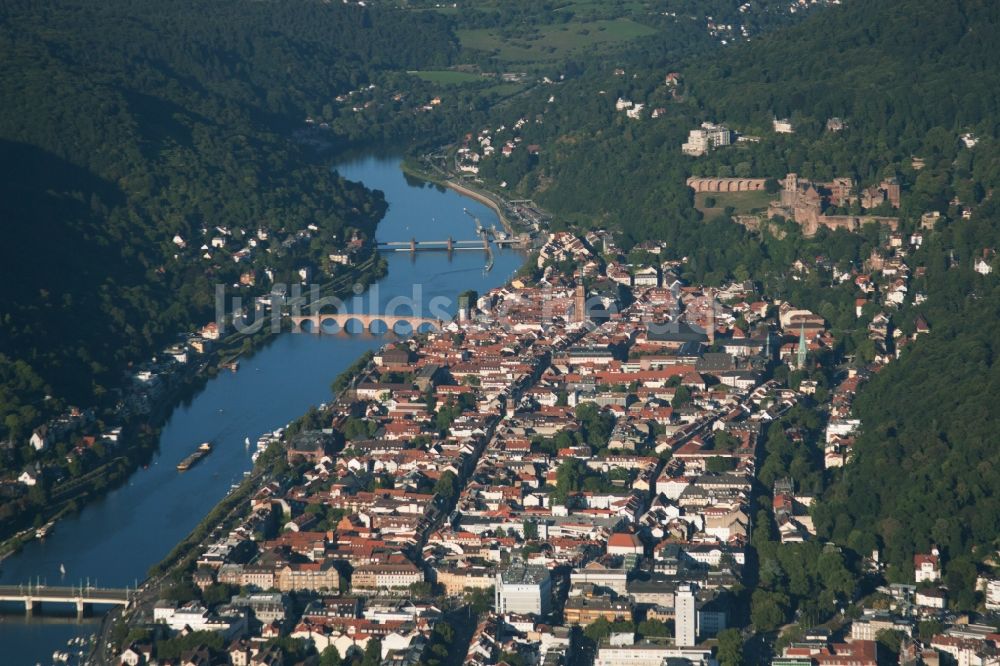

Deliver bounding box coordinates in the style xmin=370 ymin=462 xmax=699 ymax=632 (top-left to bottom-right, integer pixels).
xmin=244 ymin=436 xmax=251 ymax=449
xmin=59 ymin=563 xmax=66 ymax=576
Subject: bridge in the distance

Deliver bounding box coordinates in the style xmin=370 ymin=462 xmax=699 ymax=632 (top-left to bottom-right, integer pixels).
xmin=0 ymin=584 xmax=133 ymax=614
xmin=378 ymin=236 xmax=489 ymax=252
xmin=290 ymin=312 xmax=444 ymax=335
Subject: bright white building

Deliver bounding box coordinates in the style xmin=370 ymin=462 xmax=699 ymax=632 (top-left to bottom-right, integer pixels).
xmin=153 ymin=601 xmax=246 ymax=638
xmin=495 ymin=561 xmax=551 ymax=616
xmin=675 ymin=583 xmax=697 ymax=647
xmin=986 ymin=578 xmax=1000 ymax=611
xmin=595 ymin=642 xmax=714 ymax=666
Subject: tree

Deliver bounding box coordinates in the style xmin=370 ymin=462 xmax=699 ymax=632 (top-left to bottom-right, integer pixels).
xmin=435 ymin=403 xmax=460 ymax=433
xmin=162 ymin=581 xmax=200 ymax=604
xmin=716 ymin=628 xmax=744 ymax=666
xmin=202 ymin=582 xmax=236 ymax=606
xmin=917 ymin=619 xmax=943 ymax=642
xmin=361 ymin=638 xmax=382 ymax=666
xmin=465 ymin=586 xmax=494 ymax=615
xmin=751 ymin=589 xmax=789 ymax=631
xmin=523 ymin=520 xmax=539 ymax=541
xmin=319 ymin=646 xmax=343 ymax=666
xmin=574 ymin=402 xmax=615 ymax=447
xmin=499 ymin=652 xmax=526 ymax=666
xmin=263 ymin=637 xmax=314 ymax=662
xmin=117 ymin=627 xmax=151 ymax=648
xmin=408 ymin=580 xmax=435 ymax=597
xmin=583 ymin=617 xmax=612 ymax=643
xmin=553 ymin=458 xmax=585 ymax=502
xmin=671 ymin=385 xmax=691 ymax=408
xmin=876 ymin=629 xmax=904 ymax=656
xmin=155 ymin=631 xmax=226 ymax=660
xmin=714 ymin=430 xmax=738 ymax=452
xmin=344 ymin=417 xmax=376 ymax=441
xmin=637 ymin=619 xmax=671 ymax=638
xmin=434 ymin=622 xmax=455 ymax=644
xmin=706 ymin=456 xmax=736 ymax=473
xmin=434 ymin=471 xmax=457 ymax=503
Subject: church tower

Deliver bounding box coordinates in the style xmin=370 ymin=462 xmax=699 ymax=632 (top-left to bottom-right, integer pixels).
xmin=574 ymin=270 xmax=587 ymax=323
xmin=796 ymin=325 xmax=808 ymax=369
xmin=706 ymin=288 xmax=716 ymax=345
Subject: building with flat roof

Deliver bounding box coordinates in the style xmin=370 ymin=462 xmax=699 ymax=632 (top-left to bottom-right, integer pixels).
xmin=563 ymin=591 xmax=632 ymax=625
xmin=496 ymin=561 xmax=551 ymax=616
xmin=595 ymin=641 xmax=714 ymax=666
xmin=675 ymin=583 xmax=697 ymax=647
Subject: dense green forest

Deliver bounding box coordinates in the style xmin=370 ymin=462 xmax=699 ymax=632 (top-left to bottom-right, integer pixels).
xmin=814 ymin=279 xmax=1000 ymax=604
xmin=0 ymin=0 xmax=459 ymax=442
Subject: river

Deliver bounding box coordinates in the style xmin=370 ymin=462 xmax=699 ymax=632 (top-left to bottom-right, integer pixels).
xmin=0 ymin=155 xmax=526 ymax=665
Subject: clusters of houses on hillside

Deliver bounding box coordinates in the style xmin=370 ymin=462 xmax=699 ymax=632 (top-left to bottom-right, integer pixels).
xmin=175 ymin=223 xmax=365 ymax=283
xmin=4 ymin=318 xmax=234 ymax=498
xmin=770 ymin=576 xmax=1000 ymax=666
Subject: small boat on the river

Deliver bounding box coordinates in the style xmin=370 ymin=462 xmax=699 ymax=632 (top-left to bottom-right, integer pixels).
xmin=177 ymin=442 xmax=213 ymax=471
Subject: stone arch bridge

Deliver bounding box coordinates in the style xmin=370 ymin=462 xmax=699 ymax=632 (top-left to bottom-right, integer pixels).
xmin=290 ymin=313 xmax=443 ymax=335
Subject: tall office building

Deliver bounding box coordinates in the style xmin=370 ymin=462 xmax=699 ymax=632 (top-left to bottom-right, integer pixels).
xmin=675 ymin=582 xmax=697 ymax=647
xmin=495 ymin=561 xmax=551 ymax=616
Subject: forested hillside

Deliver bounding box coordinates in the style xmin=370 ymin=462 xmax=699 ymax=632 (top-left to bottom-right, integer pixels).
xmin=685 ymin=0 xmax=1000 ymax=595
xmin=814 ymin=284 xmax=1000 ymax=608
xmin=0 ymin=0 xmax=458 ymax=438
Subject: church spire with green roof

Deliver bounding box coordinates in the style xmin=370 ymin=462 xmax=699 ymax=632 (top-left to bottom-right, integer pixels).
xmin=796 ymin=325 xmax=808 ymax=369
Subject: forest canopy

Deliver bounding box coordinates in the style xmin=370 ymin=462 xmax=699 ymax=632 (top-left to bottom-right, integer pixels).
xmin=0 ymin=0 xmax=459 ymax=432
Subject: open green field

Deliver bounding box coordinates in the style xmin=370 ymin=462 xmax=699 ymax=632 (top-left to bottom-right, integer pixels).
xmin=695 ymin=190 xmax=775 ymax=218
xmin=553 ymin=0 xmax=652 ymax=19
xmin=422 ymin=0 xmax=652 ymax=14
xmin=457 ymin=18 xmax=658 ymax=64
xmin=409 ymin=69 xmax=484 ymax=85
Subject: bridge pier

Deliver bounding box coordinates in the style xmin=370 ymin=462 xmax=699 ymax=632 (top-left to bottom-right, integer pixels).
xmin=410 ymin=237 xmax=417 ymax=253
xmin=25 ymin=597 xmax=37 ymax=614
xmin=447 ymin=237 xmax=454 ymax=252
xmin=76 ymin=599 xmax=91 ymax=616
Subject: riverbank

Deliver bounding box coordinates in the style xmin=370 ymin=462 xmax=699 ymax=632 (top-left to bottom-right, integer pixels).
xmin=146 ymin=350 xmax=375 ymax=574
xmin=0 ymin=253 xmax=386 ymax=564
xmin=401 ymin=155 xmax=518 ymax=236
